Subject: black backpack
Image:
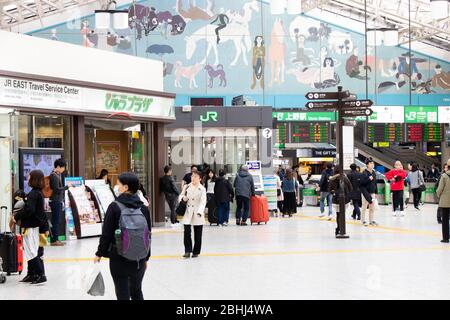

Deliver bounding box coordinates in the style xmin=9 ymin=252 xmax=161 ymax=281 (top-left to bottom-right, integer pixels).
xmin=320 ymin=172 xmax=331 ymax=190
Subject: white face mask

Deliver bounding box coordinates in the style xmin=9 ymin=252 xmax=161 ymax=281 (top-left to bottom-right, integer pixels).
xmin=113 ymin=185 xmax=120 ymax=197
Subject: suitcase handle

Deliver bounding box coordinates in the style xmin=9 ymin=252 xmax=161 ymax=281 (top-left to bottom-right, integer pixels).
xmin=1 ymin=206 xmax=7 ymax=233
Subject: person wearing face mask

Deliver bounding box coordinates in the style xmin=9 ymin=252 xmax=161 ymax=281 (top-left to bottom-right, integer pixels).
xmin=180 ymin=170 xmax=207 ymax=258
xmin=360 ymin=159 xmax=378 ymax=227
xmin=95 ymin=172 xmax=152 ymax=300
xmin=385 ymin=161 xmax=408 ymax=217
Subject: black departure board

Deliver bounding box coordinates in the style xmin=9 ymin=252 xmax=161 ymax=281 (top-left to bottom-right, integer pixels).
xmin=275 ymin=123 xmax=288 ymax=144
xmin=424 ymin=123 xmax=443 ymax=142
xmin=291 ymin=123 xmax=329 ymax=143
xmin=367 ymin=124 xmax=403 ymax=143
xmin=406 ymin=124 xmax=423 ymax=142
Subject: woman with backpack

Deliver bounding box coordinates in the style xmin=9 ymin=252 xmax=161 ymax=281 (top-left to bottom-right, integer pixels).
xmin=407 ymin=163 xmax=425 ymax=211
xmin=328 ymin=167 xmax=352 ymax=236
xmin=10 ymin=170 xmax=48 ymax=284
xmin=95 ymin=172 xmax=151 ymax=300
xmin=180 ymin=170 xmax=207 ymax=258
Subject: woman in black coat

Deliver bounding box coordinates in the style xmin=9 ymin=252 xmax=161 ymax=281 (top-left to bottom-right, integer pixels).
xmin=11 ymin=170 xmax=47 ymax=284
xmin=328 ymin=167 xmax=352 ymax=236
xmin=95 ymin=172 xmax=152 ymax=300
xmin=214 ymin=170 xmax=234 ymax=226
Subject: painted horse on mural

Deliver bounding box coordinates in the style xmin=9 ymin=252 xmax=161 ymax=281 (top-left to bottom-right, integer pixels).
xmin=185 ymin=0 xmax=259 ymax=66
xmin=176 ymin=0 xmax=215 ymax=21
xmin=268 ymin=18 xmax=287 ymax=87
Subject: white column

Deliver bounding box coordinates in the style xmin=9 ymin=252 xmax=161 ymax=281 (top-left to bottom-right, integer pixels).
xmin=0 ymin=110 xmax=12 ymax=232
xmin=343 ymin=126 xmax=355 ymax=170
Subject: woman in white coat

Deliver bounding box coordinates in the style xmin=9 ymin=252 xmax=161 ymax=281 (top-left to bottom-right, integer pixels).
xmin=180 ymin=170 xmax=207 ymax=258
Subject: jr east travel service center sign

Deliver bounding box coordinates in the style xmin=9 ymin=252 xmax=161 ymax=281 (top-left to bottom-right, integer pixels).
xmin=0 ymin=77 xmax=174 ymax=120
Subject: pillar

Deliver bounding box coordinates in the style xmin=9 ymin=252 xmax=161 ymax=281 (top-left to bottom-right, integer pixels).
xmin=153 ymin=122 xmax=166 ymax=227
xmin=73 ymin=116 xmax=85 ymax=177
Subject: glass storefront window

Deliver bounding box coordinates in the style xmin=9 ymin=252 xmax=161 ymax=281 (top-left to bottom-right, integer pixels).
xmin=17 ymin=114 xmax=73 ymax=170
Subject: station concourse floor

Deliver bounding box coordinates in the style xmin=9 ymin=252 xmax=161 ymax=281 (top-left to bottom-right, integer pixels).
xmin=2 ymin=204 xmax=450 ymax=300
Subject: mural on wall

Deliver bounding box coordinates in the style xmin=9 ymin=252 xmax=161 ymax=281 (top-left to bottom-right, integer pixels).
xmin=31 ymin=0 xmax=450 ymax=106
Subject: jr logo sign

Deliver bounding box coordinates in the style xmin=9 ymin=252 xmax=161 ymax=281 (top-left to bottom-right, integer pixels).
xmin=200 ymin=111 xmax=218 ymax=122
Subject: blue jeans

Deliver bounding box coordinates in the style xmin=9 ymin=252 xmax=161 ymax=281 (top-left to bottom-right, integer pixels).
xmin=236 ymin=196 xmax=250 ymax=222
xmin=50 ymin=201 xmax=63 ymax=243
xmin=320 ymin=192 xmax=333 ymax=216
xmin=217 ymin=201 xmax=230 ymax=225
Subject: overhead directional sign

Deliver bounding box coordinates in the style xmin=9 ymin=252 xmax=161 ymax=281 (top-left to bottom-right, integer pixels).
xmin=341 ymin=100 xmax=373 ymax=108
xmin=305 ymin=101 xmax=337 ymax=109
xmin=342 ymin=108 xmax=373 ymax=117
xmin=305 ymin=91 xmax=350 ymax=100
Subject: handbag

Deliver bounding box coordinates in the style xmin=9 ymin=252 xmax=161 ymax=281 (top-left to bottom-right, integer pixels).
xmin=277 ymin=189 xmax=281 ymax=197
xmin=418 ymin=171 xmax=426 ymax=192
xmin=175 ymin=186 xmax=189 ymax=216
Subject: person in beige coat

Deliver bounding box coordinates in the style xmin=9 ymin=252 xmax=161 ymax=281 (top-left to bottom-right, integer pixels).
xmin=437 ymin=159 xmax=450 ymax=243
xmin=180 ymin=170 xmax=207 ymax=258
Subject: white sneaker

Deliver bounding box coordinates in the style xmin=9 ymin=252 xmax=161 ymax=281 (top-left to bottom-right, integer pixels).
xmin=400 ymin=211 xmax=405 ymax=217
xmin=392 ymin=212 xmax=397 ymax=217
xmin=319 ymin=214 xmax=325 ymax=218
xmin=363 ymin=221 xmax=369 ymax=227
xmin=223 ymin=222 xmax=228 ymax=226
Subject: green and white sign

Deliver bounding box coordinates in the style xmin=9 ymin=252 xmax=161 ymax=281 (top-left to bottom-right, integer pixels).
xmin=272 ymin=111 xmax=335 ymax=122
xmin=0 ymin=76 xmax=175 ymax=120
xmin=404 ymin=106 xmax=438 ymax=123
xmin=199 ymin=111 xmax=219 ymax=122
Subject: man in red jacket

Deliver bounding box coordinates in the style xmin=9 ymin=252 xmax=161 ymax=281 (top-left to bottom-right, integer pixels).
xmin=385 ymin=161 xmax=408 ymax=217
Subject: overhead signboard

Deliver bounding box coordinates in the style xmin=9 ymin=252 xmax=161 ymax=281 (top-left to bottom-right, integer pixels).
xmin=341 ymin=100 xmax=373 ymax=108
xmin=305 ymin=101 xmax=337 ymax=109
xmin=368 ymin=106 xmax=404 ymax=123
xmin=0 ymin=76 xmax=175 ymax=120
xmin=305 ymin=91 xmax=350 ymax=100
xmin=438 ymin=106 xmax=450 ymax=124
xmin=272 ymin=111 xmax=335 ymax=122
xmin=342 ymin=108 xmax=373 ymax=117
xmin=404 ymin=106 xmax=438 ymax=123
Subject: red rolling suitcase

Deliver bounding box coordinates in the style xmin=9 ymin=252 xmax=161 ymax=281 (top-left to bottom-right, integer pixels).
xmin=250 ymin=196 xmax=270 ymax=225
xmin=0 ymin=206 xmax=23 ymax=276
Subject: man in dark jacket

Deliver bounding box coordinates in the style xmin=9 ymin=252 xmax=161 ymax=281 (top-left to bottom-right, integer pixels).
xmin=49 ymin=159 xmax=69 ymax=246
xmin=214 ymin=169 xmax=235 ymax=226
xmin=360 ymin=159 xmax=378 ymax=226
xmin=159 ymin=166 xmax=180 ymax=225
xmin=318 ymin=162 xmax=334 ymax=219
xmin=348 ymin=163 xmax=362 ymax=220
xmin=427 ymin=163 xmax=440 ymax=180
xmin=233 ymin=165 xmax=255 ymax=226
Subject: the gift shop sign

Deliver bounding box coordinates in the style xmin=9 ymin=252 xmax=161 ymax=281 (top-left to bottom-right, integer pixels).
xmin=0 ymin=76 xmax=174 ymax=120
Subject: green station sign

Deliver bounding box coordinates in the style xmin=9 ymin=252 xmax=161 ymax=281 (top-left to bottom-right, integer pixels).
xmin=404 ymin=106 xmax=438 ymax=123
xmin=272 ymin=111 xmax=335 ymax=122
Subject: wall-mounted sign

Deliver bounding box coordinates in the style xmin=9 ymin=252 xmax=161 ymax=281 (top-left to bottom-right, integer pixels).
xmin=369 ymin=106 xmax=404 ymax=123
xmin=272 ymin=111 xmax=335 ymax=122
xmin=312 ymin=149 xmax=336 ymax=157
xmin=0 ymin=76 xmax=175 ymax=120
xmin=199 ymin=111 xmax=219 ymax=122
xmin=262 ymin=128 xmax=272 ymax=139
xmin=404 ymin=106 xmax=438 ymax=123
xmin=438 ymin=106 xmax=450 ymax=123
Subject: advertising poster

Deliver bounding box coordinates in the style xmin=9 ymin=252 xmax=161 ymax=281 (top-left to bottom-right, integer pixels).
xmin=262 ymin=175 xmax=278 ymax=211
xmin=95 ymin=142 xmax=120 ymax=176
xmin=64 ymin=177 xmax=83 ymax=240
xmin=246 ymin=161 xmax=264 ymax=192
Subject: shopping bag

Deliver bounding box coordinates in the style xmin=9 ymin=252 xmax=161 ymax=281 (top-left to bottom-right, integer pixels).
xmin=372 ymin=197 xmax=380 ymax=210
xmin=84 ymin=264 xmax=105 ymax=296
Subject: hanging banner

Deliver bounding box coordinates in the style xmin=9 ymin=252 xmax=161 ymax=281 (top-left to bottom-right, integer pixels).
xmin=404 ymin=106 xmax=438 ymax=123
xmin=368 ymin=106 xmax=404 ymax=123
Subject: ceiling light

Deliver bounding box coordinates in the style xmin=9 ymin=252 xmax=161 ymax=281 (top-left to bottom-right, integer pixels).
xmin=113 ymin=10 xmax=129 ymax=29
xmin=366 ymin=28 xmax=383 ymax=46
xmin=94 ymin=10 xmax=111 ymax=29
xmin=382 ymin=28 xmax=398 ymax=46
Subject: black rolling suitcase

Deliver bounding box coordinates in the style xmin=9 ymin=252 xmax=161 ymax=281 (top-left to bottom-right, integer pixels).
xmin=207 ymin=196 xmax=219 ymax=226
xmin=0 ymin=206 xmax=20 ymax=276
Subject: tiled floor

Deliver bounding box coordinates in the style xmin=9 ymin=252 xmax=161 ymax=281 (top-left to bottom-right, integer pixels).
xmin=2 ymin=204 xmax=450 ymax=300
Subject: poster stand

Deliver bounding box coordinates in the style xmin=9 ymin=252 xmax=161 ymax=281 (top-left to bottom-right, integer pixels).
xmin=68 ymin=185 xmax=102 ymax=239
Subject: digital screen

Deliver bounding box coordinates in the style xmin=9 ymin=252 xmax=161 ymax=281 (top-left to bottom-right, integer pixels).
xmin=275 ymin=123 xmax=288 ymax=144
xmin=291 ymin=123 xmax=329 ymax=143
xmin=423 ymin=123 xmax=443 ymax=142
xmin=20 ymin=149 xmax=63 ymax=194
xmin=367 ymin=124 xmax=403 ymax=143
xmin=406 ymin=124 xmax=423 ymax=142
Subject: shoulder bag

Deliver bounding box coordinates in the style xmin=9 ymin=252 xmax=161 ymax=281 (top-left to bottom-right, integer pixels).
xmin=418 ymin=171 xmax=426 ymax=192
xmin=175 ymin=185 xmax=189 ymax=216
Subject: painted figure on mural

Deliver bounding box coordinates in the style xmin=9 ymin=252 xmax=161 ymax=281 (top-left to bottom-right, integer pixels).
xmin=345 ymin=47 xmax=371 ymax=80
xmin=292 ymin=29 xmax=311 ymax=66
xmin=185 ymin=1 xmax=258 ymax=66
xmin=210 ymin=8 xmax=230 ymax=44
xmin=80 ymin=21 xmax=95 ymax=47
xmin=205 ymin=64 xmax=227 ymax=88
xmin=431 ymin=65 xmax=450 ymax=90
xmin=174 ymin=61 xmax=202 ymax=89
xmin=176 ymin=0 xmax=215 ymax=21
xmin=315 ymin=57 xmax=341 ymax=89
xmin=50 ymin=29 xmax=58 ymax=41
xmin=251 ymin=36 xmax=265 ymax=90
xmin=269 ymin=18 xmax=286 ymax=87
